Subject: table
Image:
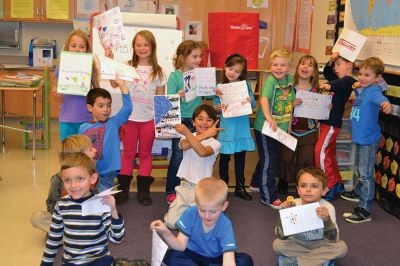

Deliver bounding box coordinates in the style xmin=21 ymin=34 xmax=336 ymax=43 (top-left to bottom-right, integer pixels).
xmin=0 ymin=81 xmax=43 ymax=160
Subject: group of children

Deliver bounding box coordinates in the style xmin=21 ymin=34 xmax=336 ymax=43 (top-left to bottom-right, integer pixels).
xmin=35 ymin=27 xmax=392 ymax=265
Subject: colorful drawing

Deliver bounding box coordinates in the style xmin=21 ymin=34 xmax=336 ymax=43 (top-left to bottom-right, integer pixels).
xmin=154 ymin=95 xmax=181 ymax=139
xmin=93 ymin=7 xmax=126 ymax=49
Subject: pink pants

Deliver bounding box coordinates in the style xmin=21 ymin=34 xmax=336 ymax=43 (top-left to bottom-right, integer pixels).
xmin=120 ymin=120 xmax=155 ymax=176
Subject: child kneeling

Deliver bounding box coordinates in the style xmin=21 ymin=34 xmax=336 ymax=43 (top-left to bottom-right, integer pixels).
xmin=273 ymin=167 xmax=347 ymax=266
xmin=151 ymin=177 xmax=253 ymax=266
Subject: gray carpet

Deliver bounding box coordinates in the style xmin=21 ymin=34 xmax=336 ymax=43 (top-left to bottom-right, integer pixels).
xmin=107 ymin=192 xmax=399 ymax=266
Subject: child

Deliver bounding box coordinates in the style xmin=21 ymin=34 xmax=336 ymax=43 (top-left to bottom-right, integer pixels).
xmin=107 ymin=30 xmax=166 ymax=206
xmin=31 ymin=134 xmax=97 ymax=233
xmin=54 ymin=30 xmax=100 ymax=141
xmin=341 ymin=57 xmax=392 ymax=223
xmin=214 ymin=53 xmax=256 ymax=201
xmin=151 ymin=177 xmax=253 ymax=266
xmin=164 ymin=104 xmax=222 ymax=229
xmin=165 ymin=40 xmax=205 ymax=204
xmin=278 ymin=55 xmax=320 ymax=194
xmin=41 ymin=153 xmax=125 ymax=266
xmin=273 ymin=167 xmax=348 ymax=266
xmin=79 ymin=77 xmax=132 ymax=192
xmin=251 ymin=49 xmax=295 ymax=209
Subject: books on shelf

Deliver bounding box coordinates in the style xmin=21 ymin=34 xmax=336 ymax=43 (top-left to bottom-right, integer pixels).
xmin=0 ymin=73 xmax=42 ymax=87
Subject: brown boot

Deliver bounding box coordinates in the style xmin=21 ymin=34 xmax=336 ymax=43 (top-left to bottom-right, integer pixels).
xmin=137 ymin=175 xmax=154 ymax=206
xmin=115 ymin=175 xmax=132 ymax=205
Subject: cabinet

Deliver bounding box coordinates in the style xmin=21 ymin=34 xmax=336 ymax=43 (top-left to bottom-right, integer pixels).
xmin=336 ymin=117 xmax=355 ymax=190
xmin=2 ymin=0 xmax=75 ymax=22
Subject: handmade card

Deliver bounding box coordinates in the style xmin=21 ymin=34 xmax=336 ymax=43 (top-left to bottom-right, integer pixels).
xmin=195 ymin=67 xmax=216 ymax=96
xmin=332 ymin=28 xmax=367 ymax=62
xmin=154 ymin=94 xmax=181 ymax=138
xmin=151 ymin=230 xmax=168 ymax=266
xmin=81 ymin=186 xmax=122 ymax=216
xmin=93 ymin=7 xmax=126 ymax=49
xmin=183 ymin=70 xmax=197 ymax=102
xmin=57 ymin=51 xmax=93 ymax=96
xmin=279 ymin=202 xmax=324 ymax=236
xmin=262 ymin=121 xmax=298 ymax=151
xmin=218 ymin=80 xmax=252 ymax=118
xmin=293 ymin=90 xmax=332 ymax=120
xmin=96 ymin=55 xmax=141 ymax=81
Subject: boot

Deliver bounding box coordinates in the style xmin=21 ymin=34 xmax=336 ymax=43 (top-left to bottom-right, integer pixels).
xmin=137 ymin=175 xmax=154 ymax=206
xmin=115 ymin=175 xmax=132 ymax=205
xmin=234 ymin=180 xmax=252 ymax=201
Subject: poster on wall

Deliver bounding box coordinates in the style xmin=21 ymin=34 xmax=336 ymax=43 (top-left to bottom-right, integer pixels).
xmin=117 ymin=0 xmax=156 ymax=13
xmin=296 ymin=0 xmax=313 ymax=54
xmin=185 ymin=21 xmax=202 ymax=41
xmin=283 ymin=0 xmax=298 ymax=52
xmin=158 ymin=4 xmax=179 ymax=15
xmin=76 ymin=0 xmax=99 ymax=15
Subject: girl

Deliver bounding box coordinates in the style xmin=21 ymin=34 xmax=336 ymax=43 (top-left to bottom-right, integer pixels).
xmin=215 ymin=54 xmax=256 ymax=201
xmin=108 ymin=30 xmax=166 ymax=206
xmin=165 ymin=40 xmax=204 ymax=204
xmin=55 ymin=30 xmax=100 ymax=141
xmin=277 ymin=55 xmax=320 ymax=194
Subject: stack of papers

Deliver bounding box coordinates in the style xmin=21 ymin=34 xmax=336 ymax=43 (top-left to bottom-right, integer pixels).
xmin=0 ymin=73 xmax=42 ymax=87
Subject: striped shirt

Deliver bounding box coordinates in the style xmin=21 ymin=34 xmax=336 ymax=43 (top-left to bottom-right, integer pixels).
xmin=40 ymin=194 xmax=125 ymax=266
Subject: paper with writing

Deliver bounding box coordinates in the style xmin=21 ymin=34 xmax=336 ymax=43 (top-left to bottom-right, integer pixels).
xmin=218 ymin=80 xmax=252 ymax=118
xmin=293 ymin=90 xmax=332 ymax=120
xmin=262 ymin=121 xmax=298 ymax=151
xmin=96 ymin=55 xmax=141 ymax=81
xmin=332 ymin=28 xmax=367 ymax=63
xmin=93 ymin=7 xmax=126 ymax=49
xmin=81 ymin=186 xmax=121 ymax=216
xmin=154 ymin=95 xmax=181 ymax=138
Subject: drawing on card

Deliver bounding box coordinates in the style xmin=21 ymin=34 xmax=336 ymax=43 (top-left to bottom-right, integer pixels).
xmin=93 ymin=7 xmax=126 ymax=49
xmin=154 ymin=95 xmax=181 ymax=138
xmin=218 ymin=80 xmax=252 ymax=118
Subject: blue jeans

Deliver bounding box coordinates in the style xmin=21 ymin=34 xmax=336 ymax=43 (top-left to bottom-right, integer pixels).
xmin=163 ymin=249 xmax=253 ymax=266
xmin=253 ymin=129 xmax=278 ymax=203
xmin=98 ymin=171 xmax=117 ymax=192
xmin=165 ymin=118 xmax=194 ymax=194
xmin=353 ymin=143 xmax=379 ymax=212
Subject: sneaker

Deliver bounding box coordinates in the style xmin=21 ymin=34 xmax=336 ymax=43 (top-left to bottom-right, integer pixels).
xmin=166 ymin=193 xmax=176 ymax=204
xmin=341 ymin=190 xmax=360 ymax=202
xmin=261 ymin=198 xmax=282 ymax=209
xmin=323 ymin=182 xmax=345 ymax=201
xmin=346 ymin=207 xmax=371 ymax=223
xmin=249 ymin=185 xmax=259 ymax=192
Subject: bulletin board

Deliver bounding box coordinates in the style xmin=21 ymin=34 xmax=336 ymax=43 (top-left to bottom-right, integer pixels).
xmin=344 ymin=0 xmax=400 ymax=71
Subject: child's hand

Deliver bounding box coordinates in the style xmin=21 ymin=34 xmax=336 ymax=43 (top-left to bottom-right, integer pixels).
xmin=102 ymin=195 xmax=117 ymax=213
xmin=329 ymin=52 xmax=339 ymax=65
xmin=281 ymin=198 xmax=296 ymax=209
xmin=104 ymin=48 xmax=114 ymax=59
xmin=352 ymin=81 xmax=361 ymax=89
xmin=178 ymin=89 xmax=185 ymax=99
xmin=215 ymin=88 xmax=223 ymax=98
xmin=292 ymin=98 xmax=302 ymax=107
xmin=246 ymin=96 xmax=252 ymax=103
xmin=267 ymin=118 xmax=277 ymax=132
xmin=175 ymin=124 xmax=191 ymax=135
xmin=150 ymin=220 xmax=169 ymax=235
xmin=381 ymin=102 xmax=392 ymax=114
xmin=320 ymin=83 xmax=331 ymax=91
xmin=204 ymin=120 xmax=224 ymax=138
xmin=114 ymin=75 xmax=126 ymax=88
xmin=328 ymin=103 xmax=333 ymax=111
xmin=316 ymin=206 xmax=330 ymax=221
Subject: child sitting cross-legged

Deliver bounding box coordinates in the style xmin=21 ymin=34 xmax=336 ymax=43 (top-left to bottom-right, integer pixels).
xmin=151 ymin=177 xmax=254 ymax=266
xmin=273 ymin=167 xmax=348 ymax=266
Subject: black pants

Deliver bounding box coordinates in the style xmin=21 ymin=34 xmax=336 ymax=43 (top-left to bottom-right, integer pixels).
xmin=218 ymin=151 xmax=246 ymax=184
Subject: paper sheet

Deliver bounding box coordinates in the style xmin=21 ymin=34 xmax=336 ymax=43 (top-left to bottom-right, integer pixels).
xmin=10 ymin=0 xmax=34 ymax=18
xmin=46 ymin=0 xmax=69 ymax=20
xmin=293 ymin=90 xmax=332 ymax=120
xmin=81 ymin=186 xmax=122 ymax=216
xmin=279 ymin=202 xmax=324 ymax=236
xmin=96 ymin=55 xmax=141 ymax=81
xmin=219 ymin=80 xmax=252 ymax=118
xmin=154 ymin=95 xmax=181 ymax=139
xmin=94 ymin=7 xmax=126 ymax=49
xmin=195 ymin=67 xmax=216 ymax=96
xmin=262 ymin=121 xmax=298 ymax=151
xmin=183 ymin=70 xmax=197 ymax=102
xmin=332 ymin=28 xmax=367 ymax=62
xmin=151 ymin=229 xmax=168 ymax=266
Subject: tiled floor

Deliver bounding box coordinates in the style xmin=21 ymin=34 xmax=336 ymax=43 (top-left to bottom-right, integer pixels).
xmin=0 ymin=118 xmax=258 ymax=265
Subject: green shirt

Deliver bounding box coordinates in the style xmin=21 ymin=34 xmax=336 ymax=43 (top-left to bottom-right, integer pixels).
xmin=253 ymin=73 xmax=294 ymax=132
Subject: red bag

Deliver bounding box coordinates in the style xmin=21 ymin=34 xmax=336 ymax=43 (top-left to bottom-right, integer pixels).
xmin=208 ymin=12 xmax=259 ymax=69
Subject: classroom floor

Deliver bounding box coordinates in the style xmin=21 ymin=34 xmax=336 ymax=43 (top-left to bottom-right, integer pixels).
xmin=0 ymin=118 xmax=259 ymax=265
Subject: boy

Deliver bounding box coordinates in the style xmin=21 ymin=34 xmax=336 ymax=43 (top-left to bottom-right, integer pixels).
xmin=164 ymin=104 xmax=222 ymax=229
xmin=31 ymin=134 xmax=97 ymax=233
xmin=251 ymin=49 xmax=295 ymax=207
xmin=273 ymin=167 xmax=348 ymax=266
xmin=79 ymin=77 xmax=132 ymax=191
xmin=41 ymin=153 xmax=125 ymax=265
xmin=341 ymin=57 xmax=392 ymax=223
xmin=151 ymin=177 xmax=253 ymax=266
xmin=316 ymin=52 xmax=357 ymax=200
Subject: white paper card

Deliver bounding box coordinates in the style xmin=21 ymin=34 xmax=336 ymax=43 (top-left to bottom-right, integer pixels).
xmin=218 ymin=80 xmax=252 ymax=118
xmin=183 ymin=70 xmax=197 ymax=102
xmin=332 ymin=28 xmax=367 ymax=62
xmin=195 ymin=67 xmax=216 ymax=96
xmin=96 ymin=55 xmax=141 ymax=81
xmin=154 ymin=95 xmax=181 ymax=139
xmin=293 ymin=90 xmax=332 ymax=120
xmin=81 ymin=186 xmax=121 ymax=216
xmin=93 ymin=7 xmax=126 ymax=49
xmin=279 ymin=202 xmax=324 ymax=236
xmin=151 ymin=229 xmax=169 ymax=266
xmin=57 ymin=51 xmax=93 ymax=96
xmin=262 ymin=121 xmax=298 ymax=151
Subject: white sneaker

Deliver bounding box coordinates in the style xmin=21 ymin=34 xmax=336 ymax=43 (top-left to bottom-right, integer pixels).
xmin=249 ymin=186 xmax=260 ymax=192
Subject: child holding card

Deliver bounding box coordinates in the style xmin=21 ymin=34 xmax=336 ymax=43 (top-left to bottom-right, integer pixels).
xmin=214 ymin=54 xmax=256 ymax=201
xmin=41 ymin=153 xmax=125 ymax=266
xmin=273 ymin=167 xmax=348 ymax=266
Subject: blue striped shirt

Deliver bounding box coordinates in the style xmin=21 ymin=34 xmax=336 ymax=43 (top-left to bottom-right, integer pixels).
xmin=41 ymin=194 xmax=125 ymax=265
